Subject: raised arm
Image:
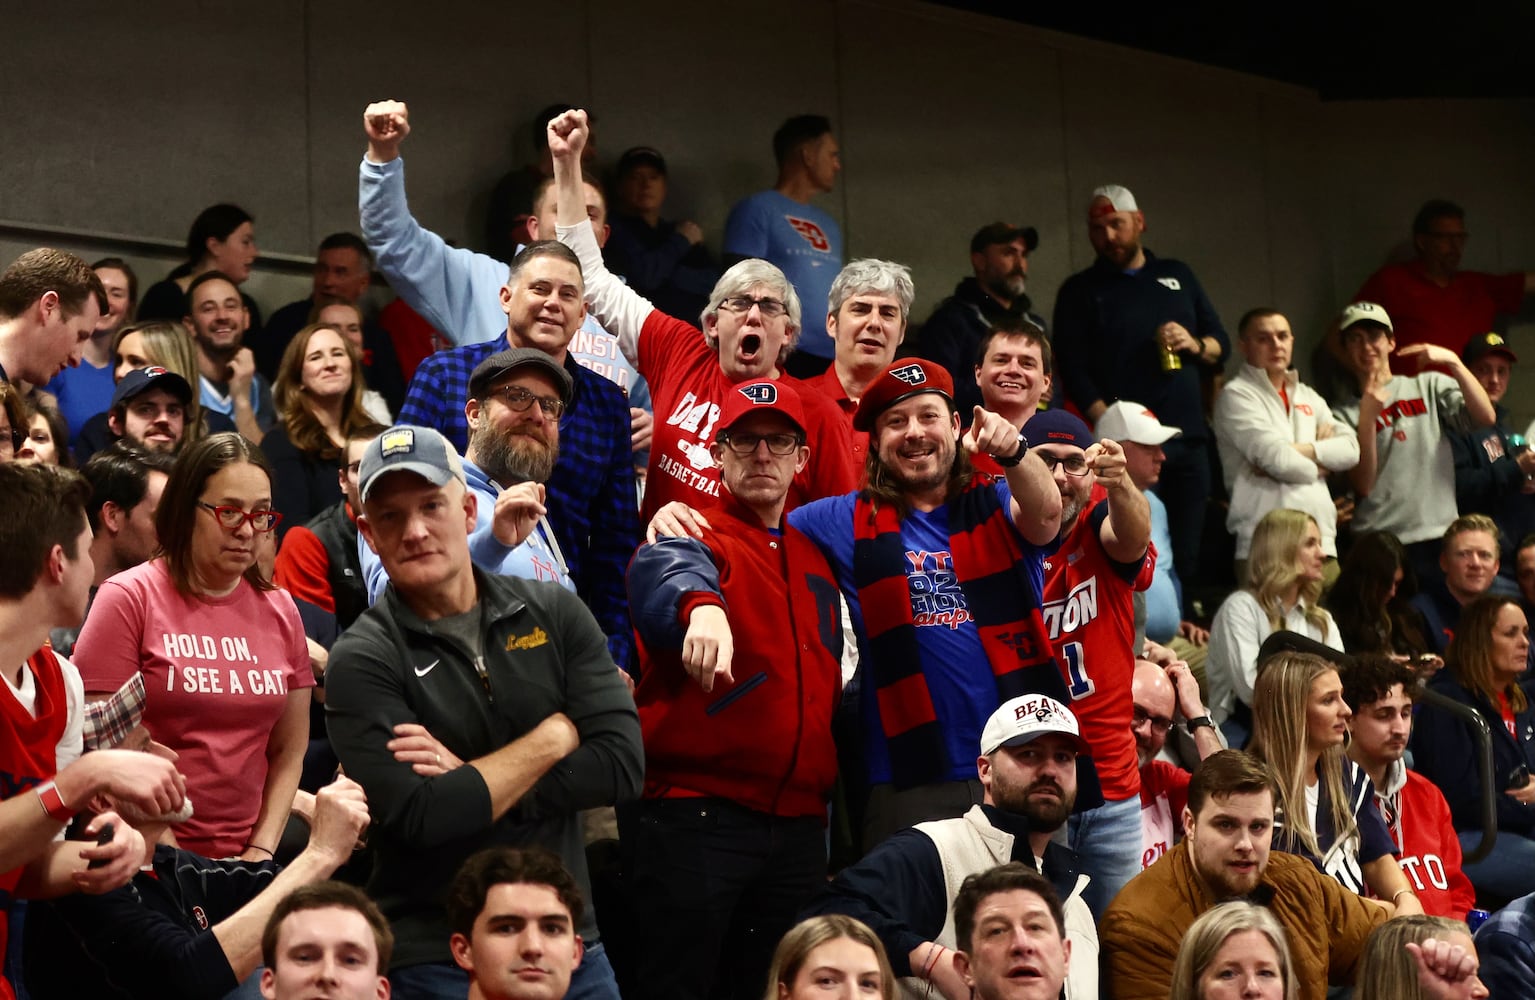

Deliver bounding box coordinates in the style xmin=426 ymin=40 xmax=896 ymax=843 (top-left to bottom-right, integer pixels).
xmin=962 ymin=407 xmax=1060 ymax=547
xmin=359 ymin=100 xmax=512 ymax=346
xmin=1086 ymin=438 xmax=1151 ymax=563
xmin=548 ymin=109 xmax=654 ymax=366
xmin=1397 ymin=343 xmax=1496 ymax=429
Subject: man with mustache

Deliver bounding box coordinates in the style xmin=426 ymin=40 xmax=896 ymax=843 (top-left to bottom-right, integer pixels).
xmin=1053 ymin=185 xmax=1229 ymax=603
xmin=804 ymin=695 xmax=1097 ymax=1000
xmin=1024 ymin=408 xmax=1152 ymax=916
xmin=550 ymin=109 xmax=857 ymax=522
xmin=104 ymin=366 xmax=192 ymax=455
xmin=1102 ymin=750 xmax=1391 ymax=1000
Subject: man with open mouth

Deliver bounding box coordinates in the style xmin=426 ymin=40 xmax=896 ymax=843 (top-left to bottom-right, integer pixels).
xmin=550 ymin=109 xmax=858 ymax=524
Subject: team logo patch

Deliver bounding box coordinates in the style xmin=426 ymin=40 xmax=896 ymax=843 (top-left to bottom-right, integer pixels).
xmin=739 ymin=383 xmax=777 ymax=405
xmin=144 ymin=365 xmax=169 ymax=377
xmin=380 ymin=428 xmax=415 ymax=457
xmin=1156 ymin=277 xmax=1182 ymax=291
xmin=889 ymin=363 xmax=927 ymax=386
xmin=506 ymin=627 xmax=549 ymax=651
xmin=786 ymin=216 xmax=831 ymax=252
xmin=1486 ymin=333 xmax=1507 ymax=346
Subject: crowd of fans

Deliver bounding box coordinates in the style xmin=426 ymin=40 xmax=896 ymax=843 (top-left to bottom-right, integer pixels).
xmin=0 ymin=94 xmax=1531 ymax=1000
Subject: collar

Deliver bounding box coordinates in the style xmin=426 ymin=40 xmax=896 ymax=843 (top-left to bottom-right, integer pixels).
xmin=1238 ymin=361 xmax=1297 ymax=393
xmin=382 ymin=565 xmax=527 ymax=636
xmin=1379 ymin=757 xmax=1407 ymax=797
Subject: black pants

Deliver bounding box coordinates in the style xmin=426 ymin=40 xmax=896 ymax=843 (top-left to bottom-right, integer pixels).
xmin=616 ymin=798 xmax=826 ymax=1000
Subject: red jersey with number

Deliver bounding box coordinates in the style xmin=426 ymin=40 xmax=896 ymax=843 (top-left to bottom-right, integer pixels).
xmin=1041 ymin=490 xmax=1155 ymax=800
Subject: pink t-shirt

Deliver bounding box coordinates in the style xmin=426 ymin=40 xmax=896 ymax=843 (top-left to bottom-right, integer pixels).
xmin=73 ymin=560 xmax=312 ymax=857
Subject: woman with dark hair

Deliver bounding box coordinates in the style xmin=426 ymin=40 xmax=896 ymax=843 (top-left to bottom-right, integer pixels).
xmin=1412 ymin=593 xmax=1535 ymax=904
xmin=261 ymin=322 xmax=376 ymax=538
xmin=72 ymin=433 xmax=312 ymax=860
xmin=1327 ymin=530 xmax=1435 ymax=658
xmin=44 ymin=257 xmax=140 ymax=441
xmin=0 ymin=382 xmax=29 ymax=462
xmin=136 ymin=204 xmax=263 ymax=326
xmin=17 ymin=400 xmax=72 ymax=468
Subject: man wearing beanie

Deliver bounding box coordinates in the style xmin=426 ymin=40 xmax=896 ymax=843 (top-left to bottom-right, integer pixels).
xmin=1024 ymin=406 xmax=1153 ymax=916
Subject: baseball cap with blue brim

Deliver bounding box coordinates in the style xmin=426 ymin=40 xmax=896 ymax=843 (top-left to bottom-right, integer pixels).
xmin=358 ymin=425 xmax=466 ymax=502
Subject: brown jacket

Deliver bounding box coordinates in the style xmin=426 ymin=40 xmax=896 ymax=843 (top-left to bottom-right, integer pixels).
xmin=1100 ymin=841 xmax=1387 ymax=1000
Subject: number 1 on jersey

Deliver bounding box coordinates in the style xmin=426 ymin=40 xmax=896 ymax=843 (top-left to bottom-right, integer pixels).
xmin=1062 ymin=641 xmax=1095 ymax=699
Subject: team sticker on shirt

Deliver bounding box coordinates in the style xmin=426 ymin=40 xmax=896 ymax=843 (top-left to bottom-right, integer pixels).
xmin=160 ymin=632 xmax=289 ymax=696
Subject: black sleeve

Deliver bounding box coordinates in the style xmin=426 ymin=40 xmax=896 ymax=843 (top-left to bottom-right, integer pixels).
xmin=799 ymin=831 xmax=948 ymax=977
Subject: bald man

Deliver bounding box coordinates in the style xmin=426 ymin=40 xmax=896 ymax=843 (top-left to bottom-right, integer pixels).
xmin=1133 ymin=659 xmax=1222 ymax=870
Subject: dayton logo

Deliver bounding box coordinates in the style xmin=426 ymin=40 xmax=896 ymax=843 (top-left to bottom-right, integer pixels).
xmin=1156 ymin=277 xmax=1182 ymax=291
xmin=889 ymin=363 xmax=928 ymax=386
xmin=786 ymin=216 xmax=831 ymax=251
xmin=739 ymin=383 xmax=777 ymax=405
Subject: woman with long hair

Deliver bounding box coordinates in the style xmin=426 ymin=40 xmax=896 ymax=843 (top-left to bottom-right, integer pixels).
xmin=764 ymin=915 xmax=894 ymax=1000
xmin=1355 ymin=915 xmax=1488 ymax=1000
xmin=17 ymin=400 xmax=72 ymax=467
xmin=262 ymin=322 xmax=376 ymax=538
xmin=1169 ymin=901 xmax=1296 ymax=1000
xmin=1207 ymin=508 xmax=1342 ymax=745
xmin=1412 ymin=593 xmax=1535 ymax=905
xmin=72 ymin=433 xmax=312 ymax=860
xmin=1326 ymin=530 xmax=1434 ymax=657
xmin=0 ymin=382 xmax=29 ymax=462
xmin=136 ymin=204 xmax=262 ymax=326
xmin=1247 ymin=651 xmax=1422 ymax=913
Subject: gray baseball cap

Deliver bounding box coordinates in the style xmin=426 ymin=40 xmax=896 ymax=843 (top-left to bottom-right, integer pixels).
xmin=469 ymin=348 xmax=574 ymax=405
xmin=358 ymin=425 xmax=466 ymax=502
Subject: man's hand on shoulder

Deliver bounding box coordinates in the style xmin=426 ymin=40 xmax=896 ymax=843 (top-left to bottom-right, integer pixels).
xmin=363 ymin=100 xmax=410 ymax=164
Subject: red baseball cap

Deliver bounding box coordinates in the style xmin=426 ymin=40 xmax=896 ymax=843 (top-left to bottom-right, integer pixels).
xmin=852 ymin=359 xmax=955 ymax=432
xmin=717 ymin=380 xmax=808 ymax=436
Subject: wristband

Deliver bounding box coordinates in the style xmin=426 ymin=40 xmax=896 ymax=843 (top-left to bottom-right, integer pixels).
xmin=246 ymin=844 xmax=274 ymax=858
xmin=992 ymin=432 xmax=1030 ymax=468
xmin=1392 ymin=888 xmax=1416 ymax=903
xmin=35 ymin=781 xmax=75 ymax=823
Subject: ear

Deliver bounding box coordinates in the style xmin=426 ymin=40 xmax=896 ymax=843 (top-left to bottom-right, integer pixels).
xmin=826 ymin=309 xmax=839 ymax=338
xmin=465 ymin=397 xmax=483 ymax=431
xmin=952 ymin=949 xmax=974 ymax=990
xmin=463 ymin=488 xmax=478 ymax=532
xmin=259 ymin=967 xmax=277 ymax=1000
xmin=356 ymin=515 xmax=380 ymax=554
xmin=1181 ymin=805 xmax=1195 ymax=839
xmin=526 ymin=215 xmax=542 ymax=241
xmin=206 ymin=234 xmax=222 ymax=258
xmin=376 ymin=974 xmax=391 ymax=1000
xmin=46 ymin=543 xmax=67 ymax=585
xmin=710 ymin=442 xmax=726 ymax=467
xmin=595 ymin=223 xmax=610 ymax=249
xmin=949 ymin=409 xmax=962 ymax=438
xmin=100 ymin=500 xmax=128 ymax=537
xmin=37 ymin=289 xmax=61 ymax=321
xmin=572 ymin=933 xmax=585 ymax=968
xmin=338 ymin=468 xmax=348 ymax=495
xmin=1061 ymin=935 xmax=1072 ymax=970
xmin=499 ymin=283 xmax=514 ymax=318
xmin=448 ymin=932 xmax=474 ymax=973
xmin=970 ymin=250 xmax=987 ymax=273
xmin=778 ymin=983 xmax=791 ymax=1000
xmin=107 ymin=410 xmax=125 ymax=438
xmin=793 ymin=445 xmax=810 ymax=476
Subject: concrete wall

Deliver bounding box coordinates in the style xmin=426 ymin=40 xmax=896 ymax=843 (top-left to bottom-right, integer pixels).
xmin=2 ymin=0 xmax=1532 ymax=415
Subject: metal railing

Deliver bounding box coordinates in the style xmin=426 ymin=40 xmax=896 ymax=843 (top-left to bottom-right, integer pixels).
xmin=1417 ymin=686 xmax=1498 ymax=862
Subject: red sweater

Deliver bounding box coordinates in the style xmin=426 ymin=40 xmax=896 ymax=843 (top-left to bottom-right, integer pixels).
xmin=628 ymin=492 xmax=843 ymax=818
xmin=1375 ymin=764 xmax=1477 ymax=919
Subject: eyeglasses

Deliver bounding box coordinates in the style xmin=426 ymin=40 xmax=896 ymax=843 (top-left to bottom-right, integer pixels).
xmin=718 ymin=431 xmax=803 ymax=456
xmin=198 ymin=502 xmax=282 ymax=533
xmin=487 ymin=385 xmax=565 ymax=422
xmin=717 ymin=295 xmax=787 ymax=319
xmin=1133 ymin=706 xmax=1173 ymax=736
xmin=1037 ymin=452 xmax=1090 ymax=477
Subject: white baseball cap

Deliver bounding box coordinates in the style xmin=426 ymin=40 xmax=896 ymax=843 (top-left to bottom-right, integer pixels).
xmin=1338 ymin=301 xmax=1393 ymax=334
xmin=1089 ymin=184 xmax=1139 ymax=215
xmin=980 ymin=694 xmax=1091 ymax=756
xmin=1094 ymin=401 xmax=1182 ymax=446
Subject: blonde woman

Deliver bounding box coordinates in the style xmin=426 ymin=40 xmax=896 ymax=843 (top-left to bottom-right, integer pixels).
xmin=1207 ymin=508 xmax=1341 ymax=745
xmin=1169 ymin=901 xmax=1296 ymax=1000
xmin=765 ymin=915 xmax=894 ymax=1000
xmin=1248 ymin=652 xmax=1423 ymax=914
xmin=1356 ymin=915 xmax=1488 ymax=1000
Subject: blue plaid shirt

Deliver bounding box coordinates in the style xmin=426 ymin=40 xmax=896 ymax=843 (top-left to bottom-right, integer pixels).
xmin=400 ymin=342 xmax=639 ymax=670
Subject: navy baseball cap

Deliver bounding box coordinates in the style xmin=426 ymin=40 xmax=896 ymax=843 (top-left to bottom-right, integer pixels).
xmin=1023 ymin=409 xmax=1095 ymax=449
xmin=111 ymin=366 xmax=192 ymax=411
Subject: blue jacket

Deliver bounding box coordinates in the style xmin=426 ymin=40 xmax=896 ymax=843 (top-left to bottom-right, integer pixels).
xmin=1411 ymin=673 xmax=1535 ymax=837
xmin=1477 ymin=889 xmax=1535 ymax=999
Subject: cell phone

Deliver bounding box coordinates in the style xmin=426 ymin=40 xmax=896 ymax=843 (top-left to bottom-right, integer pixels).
xmin=1509 ymin=765 xmax=1531 ymax=791
xmin=86 ymin=822 xmax=115 ymax=869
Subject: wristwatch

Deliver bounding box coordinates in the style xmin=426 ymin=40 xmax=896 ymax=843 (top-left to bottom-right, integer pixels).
xmin=1184 ymin=715 xmax=1215 ymax=735
xmin=992 ymin=431 xmax=1030 ymax=468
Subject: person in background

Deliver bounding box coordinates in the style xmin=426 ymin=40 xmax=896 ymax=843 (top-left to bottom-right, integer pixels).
xmin=137 ymin=204 xmax=263 ymax=327
xmin=947 ymin=864 xmax=1073 ymax=1000
xmin=1167 ymin=902 xmax=1297 ymax=1000
xmin=1207 ymin=509 xmax=1342 ymax=746
xmin=1411 ymin=515 xmax=1506 ymax=654
xmin=1354 ymin=915 xmax=1488 ymax=1000
xmin=263 ymin=322 xmax=377 ymax=540
xmin=0 ymin=247 xmax=105 ymax=387
xmin=1453 ymin=331 xmax=1535 ymax=587
xmin=44 ymin=257 xmax=137 ymax=442
xmin=258 ymin=881 xmax=394 ymax=1000
xmin=722 ymin=114 xmax=843 ymax=378
xmin=310 ymin=299 xmax=394 ymax=424
xmin=1327 ymin=531 xmax=1436 ymax=660
xmin=1411 ymin=593 xmax=1535 ymax=907
xmin=603 ymin=145 xmax=718 ymax=323
xmin=74 ymin=319 xmax=221 ymax=462
xmin=17 ymin=399 xmax=71 ymax=467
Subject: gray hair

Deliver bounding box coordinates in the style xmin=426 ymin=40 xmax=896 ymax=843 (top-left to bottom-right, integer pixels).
xmin=827 ymin=259 xmax=915 ymax=321
xmin=700 ymin=259 xmax=803 ymax=364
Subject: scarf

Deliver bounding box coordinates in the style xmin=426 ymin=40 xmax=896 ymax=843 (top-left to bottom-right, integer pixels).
xmin=853 ymin=479 xmax=1068 ymax=788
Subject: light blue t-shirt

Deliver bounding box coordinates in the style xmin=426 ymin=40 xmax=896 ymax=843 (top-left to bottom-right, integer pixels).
xmin=1144 ymin=491 xmax=1182 ymax=643
xmin=789 ymin=482 xmax=1046 ymax=784
xmin=722 ymin=190 xmax=843 ymax=360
